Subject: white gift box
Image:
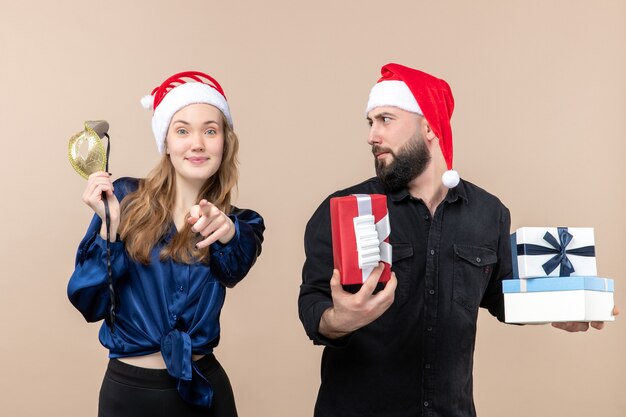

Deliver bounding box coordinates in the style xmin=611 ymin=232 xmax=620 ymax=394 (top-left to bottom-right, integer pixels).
xmin=511 ymin=227 xmax=597 ymax=279
xmin=504 ymin=290 xmax=615 ymax=323
xmin=503 ymin=277 xmax=614 ymax=323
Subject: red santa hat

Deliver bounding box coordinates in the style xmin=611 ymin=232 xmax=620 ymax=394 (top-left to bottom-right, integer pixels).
xmin=141 ymin=71 xmax=233 ymax=154
xmin=366 ymin=63 xmax=459 ymax=188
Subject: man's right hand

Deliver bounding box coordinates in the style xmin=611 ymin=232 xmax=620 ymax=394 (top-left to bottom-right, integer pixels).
xmin=319 ymin=263 xmax=397 ymax=339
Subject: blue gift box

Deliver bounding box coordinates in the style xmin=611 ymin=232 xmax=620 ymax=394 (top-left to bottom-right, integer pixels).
xmin=511 ymin=227 xmax=597 ymax=279
xmin=502 ymin=277 xmax=614 ymax=293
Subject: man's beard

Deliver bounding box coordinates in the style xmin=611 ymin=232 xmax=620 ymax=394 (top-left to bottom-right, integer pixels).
xmin=373 ymin=132 xmax=431 ymax=191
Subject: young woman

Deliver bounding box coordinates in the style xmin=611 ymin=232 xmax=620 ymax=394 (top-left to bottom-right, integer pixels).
xmin=68 ymin=71 xmax=264 ymax=417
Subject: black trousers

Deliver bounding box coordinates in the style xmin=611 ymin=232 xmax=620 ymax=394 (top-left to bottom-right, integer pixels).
xmin=98 ymin=354 xmax=238 ymax=417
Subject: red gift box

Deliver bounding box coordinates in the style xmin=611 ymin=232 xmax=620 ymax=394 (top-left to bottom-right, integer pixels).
xmin=330 ymin=194 xmax=392 ymax=285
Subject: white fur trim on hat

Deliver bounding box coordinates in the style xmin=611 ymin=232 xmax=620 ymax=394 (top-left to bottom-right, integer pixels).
xmin=365 ymin=80 xmax=423 ymax=116
xmin=149 ymin=82 xmax=233 ymax=154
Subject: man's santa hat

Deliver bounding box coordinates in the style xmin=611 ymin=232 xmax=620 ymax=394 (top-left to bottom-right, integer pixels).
xmin=141 ymin=71 xmax=233 ymax=154
xmin=366 ymin=63 xmax=459 ymax=188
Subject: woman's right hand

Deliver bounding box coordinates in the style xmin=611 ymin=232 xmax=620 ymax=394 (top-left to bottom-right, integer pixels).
xmin=82 ymin=172 xmax=120 ymax=239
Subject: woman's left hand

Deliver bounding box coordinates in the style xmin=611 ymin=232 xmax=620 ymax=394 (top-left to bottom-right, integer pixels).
xmin=188 ymin=199 xmax=236 ymax=248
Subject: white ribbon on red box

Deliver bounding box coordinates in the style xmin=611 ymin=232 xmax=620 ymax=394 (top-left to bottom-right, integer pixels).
xmin=353 ymin=194 xmax=392 ymax=282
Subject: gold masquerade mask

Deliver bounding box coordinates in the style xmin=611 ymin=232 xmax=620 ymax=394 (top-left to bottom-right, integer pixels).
xmin=68 ymin=120 xmax=117 ymax=329
xmin=68 ymin=120 xmax=110 ymax=179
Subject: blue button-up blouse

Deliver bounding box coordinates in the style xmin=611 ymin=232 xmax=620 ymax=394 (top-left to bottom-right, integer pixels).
xmin=68 ymin=177 xmax=264 ymax=408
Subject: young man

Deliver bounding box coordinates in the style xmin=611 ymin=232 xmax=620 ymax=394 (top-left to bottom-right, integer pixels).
xmin=298 ymin=63 xmax=615 ymax=417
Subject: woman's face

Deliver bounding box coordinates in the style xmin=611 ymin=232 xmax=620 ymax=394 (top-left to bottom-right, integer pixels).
xmin=165 ymin=103 xmax=225 ymax=185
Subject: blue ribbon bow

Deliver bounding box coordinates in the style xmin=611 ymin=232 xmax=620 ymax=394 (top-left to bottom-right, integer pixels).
xmin=517 ymin=227 xmax=595 ymax=276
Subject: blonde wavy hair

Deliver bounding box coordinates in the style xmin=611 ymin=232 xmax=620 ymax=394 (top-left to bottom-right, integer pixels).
xmin=119 ymin=114 xmax=239 ymax=264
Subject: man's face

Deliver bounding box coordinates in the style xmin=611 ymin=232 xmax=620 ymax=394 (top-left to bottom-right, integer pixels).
xmin=366 ymin=106 xmax=431 ymax=190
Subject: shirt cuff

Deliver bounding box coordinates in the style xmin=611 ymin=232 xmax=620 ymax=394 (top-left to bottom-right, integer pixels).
xmin=93 ymin=234 xmax=124 ymax=250
xmin=311 ymin=301 xmax=354 ymax=348
xmin=90 ymin=234 xmax=128 ymax=279
xmin=209 ymin=215 xmax=240 ymax=255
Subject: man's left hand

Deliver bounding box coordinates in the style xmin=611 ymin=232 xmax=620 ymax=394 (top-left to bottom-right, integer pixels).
xmin=551 ymin=306 xmax=619 ymax=332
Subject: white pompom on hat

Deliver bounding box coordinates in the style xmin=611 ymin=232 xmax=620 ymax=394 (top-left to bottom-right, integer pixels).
xmin=366 ymin=63 xmax=459 ymax=188
xmin=141 ymin=71 xmax=233 ymax=154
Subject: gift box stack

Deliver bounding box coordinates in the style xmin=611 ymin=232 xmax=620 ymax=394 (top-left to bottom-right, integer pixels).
xmin=503 ymin=227 xmax=615 ymax=323
xmin=330 ymin=194 xmax=392 ymax=285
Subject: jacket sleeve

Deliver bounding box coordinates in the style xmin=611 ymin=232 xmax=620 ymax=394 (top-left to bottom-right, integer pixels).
xmin=298 ymin=196 xmax=353 ymax=348
xmin=480 ymin=204 xmax=513 ymax=322
xmin=209 ymin=208 xmax=265 ymax=288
